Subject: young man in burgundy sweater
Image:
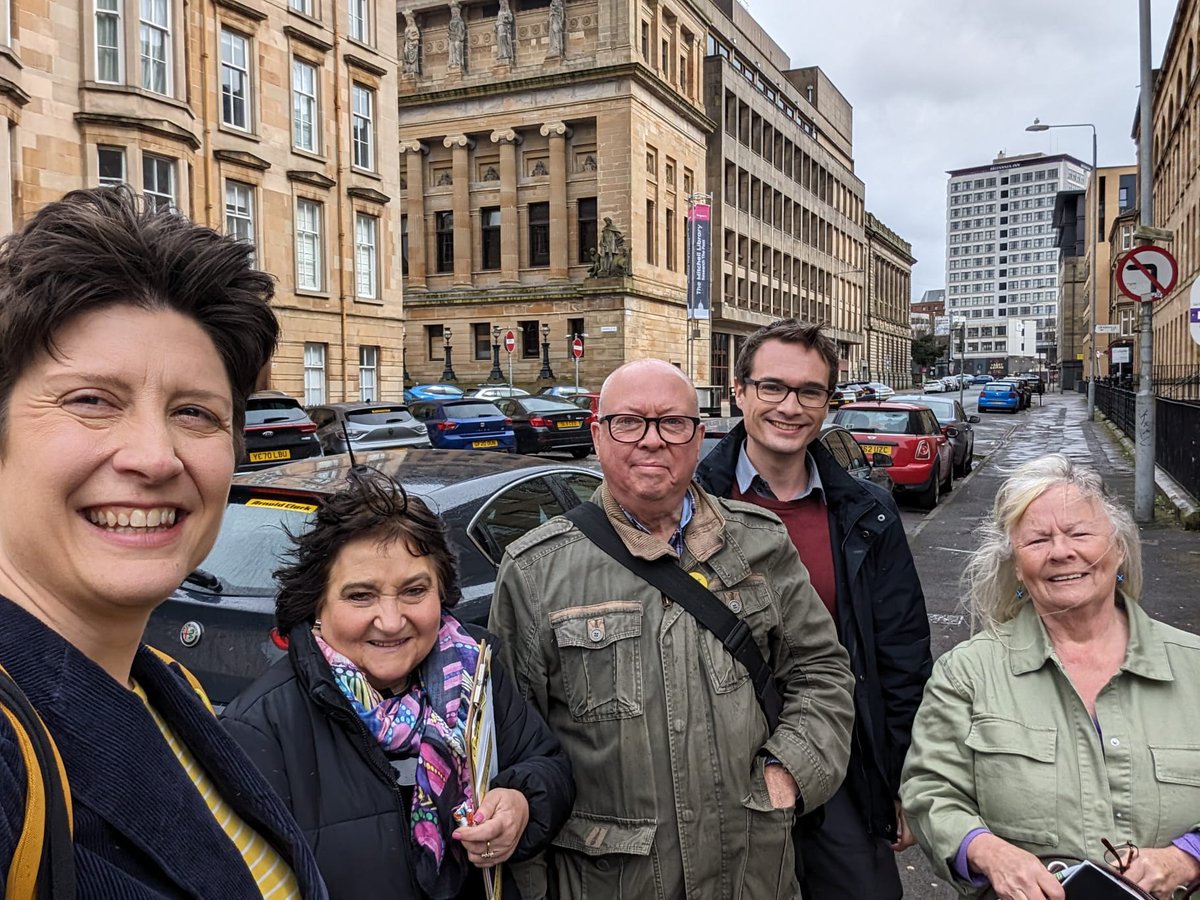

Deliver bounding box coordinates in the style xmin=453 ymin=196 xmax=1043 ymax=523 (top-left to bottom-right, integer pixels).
xmin=695 ymin=320 xmax=932 ymax=900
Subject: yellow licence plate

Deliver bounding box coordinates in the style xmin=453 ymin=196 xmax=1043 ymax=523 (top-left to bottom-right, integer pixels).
xmin=248 ymin=449 xmax=292 ymax=463
xmin=472 ymin=439 xmax=499 ymax=449
xmin=861 ymin=444 xmax=892 ymax=456
xmin=556 ymin=420 xmax=581 ymax=429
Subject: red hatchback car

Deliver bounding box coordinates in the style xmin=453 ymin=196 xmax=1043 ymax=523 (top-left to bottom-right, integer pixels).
xmin=833 ymin=401 xmax=953 ymax=509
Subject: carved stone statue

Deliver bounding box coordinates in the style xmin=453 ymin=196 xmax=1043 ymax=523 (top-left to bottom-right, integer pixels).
xmin=548 ymin=0 xmax=565 ymax=57
xmin=448 ymin=1 xmax=466 ymax=69
xmin=402 ymin=13 xmax=421 ymax=74
xmin=495 ymin=0 xmax=514 ymax=62
xmin=588 ymin=217 xmax=631 ymax=277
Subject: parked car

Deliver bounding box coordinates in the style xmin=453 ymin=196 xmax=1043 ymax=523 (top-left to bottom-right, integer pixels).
xmin=833 ymin=402 xmax=953 ymax=509
xmin=839 ymin=381 xmax=878 ymax=402
xmin=570 ymin=392 xmax=601 ymax=415
xmin=829 ymin=386 xmax=862 ymax=408
xmin=972 ymin=374 xmax=995 ymax=385
xmin=307 ymin=402 xmax=429 ymax=454
xmin=538 ymin=385 xmax=595 ymax=398
xmin=143 ymin=449 xmax=604 ymax=706
xmin=888 ymin=394 xmax=979 ymax=477
xmin=493 ymin=396 xmax=595 ymax=458
xmin=992 ymin=378 xmax=1031 ymax=409
xmin=465 ymin=385 xmax=531 ymax=401
xmin=922 ymin=379 xmax=947 ymax=393
xmin=863 ymin=381 xmax=896 ymax=400
xmin=239 ymin=391 xmax=323 ymax=471
xmin=403 ymin=382 xmax=465 ymax=404
xmin=698 ymin=422 xmax=893 ymax=491
xmin=407 ymin=398 xmax=517 ymax=452
xmin=978 ymin=380 xmax=1022 ymax=413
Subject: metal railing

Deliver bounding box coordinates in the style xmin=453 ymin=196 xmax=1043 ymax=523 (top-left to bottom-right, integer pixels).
xmin=1095 ymin=382 xmax=1200 ymax=501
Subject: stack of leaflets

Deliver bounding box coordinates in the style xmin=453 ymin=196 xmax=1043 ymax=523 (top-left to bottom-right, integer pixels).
xmin=465 ymin=641 xmax=501 ymax=899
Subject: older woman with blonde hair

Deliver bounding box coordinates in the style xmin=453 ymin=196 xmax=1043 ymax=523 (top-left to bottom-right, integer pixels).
xmin=901 ymin=454 xmax=1200 ymax=900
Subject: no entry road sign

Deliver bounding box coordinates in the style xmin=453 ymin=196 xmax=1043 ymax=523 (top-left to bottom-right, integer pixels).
xmin=1116 ymin=245 xmax=1178 ymax=301
xmin=572 ymin=336 xmax=584 ymax=359
xmin=504 ymin=330 xmax=516 ymax=353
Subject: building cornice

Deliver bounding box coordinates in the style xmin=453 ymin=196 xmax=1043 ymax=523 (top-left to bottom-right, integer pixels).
xmin=213 ymin=0 xmax=268 ymax=22
xmin=287 ymin=169 xmax=336 ymax=189
xmin=397 ymin=63 xmax=717 ymax=134
xmin=213 ymin=148 xmax=270 ymax=171
xmin=345 ymin=54 xmax=388 ymax=78
xmin=0 ymin=72 xmax=29 ymax=107
xmin=73 ymin=112 xmax=200 ymax=150
xmin=347 ymin=185 xmax=391 ymax=204
xmin=284 ymin=25 xmax=333 ymax=54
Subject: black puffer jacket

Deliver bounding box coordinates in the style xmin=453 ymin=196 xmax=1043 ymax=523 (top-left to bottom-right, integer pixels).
xmin=221 ymin=623 xmax=575 ymax=900
xmin=696 ymin=423 xmax=932 ymax=841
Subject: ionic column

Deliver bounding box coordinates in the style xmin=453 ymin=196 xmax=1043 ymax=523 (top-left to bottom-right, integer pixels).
xmin=541 ymin=121 xmax=571 ymax=278
xmin=399 ymin=140 xmax=428 ymax=288
xmin=491 ymin=128 xmax=522 ymax=282
xmin=444 ymin=133 xmax=475 ymax=285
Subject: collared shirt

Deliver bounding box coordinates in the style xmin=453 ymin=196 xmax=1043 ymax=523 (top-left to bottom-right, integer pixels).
xmin=735 ymin=445 xmax=825 ymax=504
xmin=619 ymin=490 xmax=695 ymax=557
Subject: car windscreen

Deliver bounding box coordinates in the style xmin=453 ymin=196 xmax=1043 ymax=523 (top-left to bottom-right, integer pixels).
xmin=192 ymin=498 xmax=315 ymax=595
xmin=517 ymin=398 xmax=581 ymax=412
xmin=345 ymin=407 xmax=413 ymax=424
xmin=836 ymin=409 xmax=913 ymax=434
xmin=245 ymin=401 xmax=308 ymax=425
xmin=443 ymin=402 xmax=504 ymax=418
xmin=986 ymin=383 xmax=1016 ymax=391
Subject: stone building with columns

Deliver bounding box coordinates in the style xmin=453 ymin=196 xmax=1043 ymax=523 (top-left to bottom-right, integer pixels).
xmin=0 ymin=0 xmax=404 ymax=402
xmin=396 ymin=0 xmax=711 ymax=387
xmin=864 ymin=212 xmax=915 ymax=388
xmin=702 ymin=0 xmax=867 ymax=390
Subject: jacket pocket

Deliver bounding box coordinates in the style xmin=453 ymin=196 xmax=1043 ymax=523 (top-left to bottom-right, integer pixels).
xmin=1149 ymin=744 xmax=1200 ymax=844
xmin=965 ymin=716 xmax=1059 ymax=846
xmin=698 ymin=578 xmax=773 ymax=693
xmin=550 ymin=602 xmax=644 ymax=722
xmin=551 ymin=812 xmax=660 ymax=900
xmin=737 ymin=799 xmax=796 ymax=900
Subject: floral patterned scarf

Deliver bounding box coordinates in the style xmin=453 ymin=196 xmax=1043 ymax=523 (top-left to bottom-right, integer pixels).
xmin=315 ymin=614 xmax=480 ymax=899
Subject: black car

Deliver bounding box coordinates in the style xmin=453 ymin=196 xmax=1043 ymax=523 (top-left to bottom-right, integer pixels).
xmin=144 ymin=449 xmax=603 ymax=706
xmin=888 ymin=394 xmax=980 ymax=478
xmin=493 ymin=396 xmax=595 ymax=458
xmin=239 ymin=391 xmax=323 ymax=471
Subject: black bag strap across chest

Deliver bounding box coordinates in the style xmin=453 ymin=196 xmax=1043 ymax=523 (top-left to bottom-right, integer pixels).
xmin=564 ymin=501 xmax=783 ymax=731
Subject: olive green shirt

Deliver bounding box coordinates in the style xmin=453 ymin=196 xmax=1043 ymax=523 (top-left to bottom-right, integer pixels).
xmin=901 ymin=599 xmax=1200 ymax=897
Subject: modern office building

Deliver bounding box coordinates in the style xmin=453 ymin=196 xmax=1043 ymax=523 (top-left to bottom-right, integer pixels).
xmin=0 ymin=0 xmax=405 ymax=401
xmin=863 ymin=212 xmax=915 ymax=387
xmin=703 ymin=1 xmax=866 ymax=389
xmin=945 ymin=152 xmax=1090 ymax=375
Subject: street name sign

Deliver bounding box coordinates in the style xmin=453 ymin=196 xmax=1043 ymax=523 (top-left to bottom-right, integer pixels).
xmin=1191 ymin=279 xmax=1200 ymax=347
xmin=1116 ymin=245 xmax=1178 ymax=301
xmin=1094 ymin=324 xmax=1121 ymax=334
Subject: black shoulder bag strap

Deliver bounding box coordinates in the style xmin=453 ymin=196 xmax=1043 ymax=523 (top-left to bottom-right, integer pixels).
xmin=564 ymin=501 xmax=783 ymax=731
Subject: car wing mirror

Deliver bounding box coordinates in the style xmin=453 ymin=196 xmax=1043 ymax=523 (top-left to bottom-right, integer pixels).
xmin=968 ymin=415 xmax=981 ymax=424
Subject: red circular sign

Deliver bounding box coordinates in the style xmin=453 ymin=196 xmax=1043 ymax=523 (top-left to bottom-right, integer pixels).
xmin=572 ymin=337 xmax=584 ymax=359
xmin=504 ymin=330 xmax=516 ymax=353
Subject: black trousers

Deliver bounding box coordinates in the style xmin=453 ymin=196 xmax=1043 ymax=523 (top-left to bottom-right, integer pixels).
xmin=797 ymin=784 xmax=903 ymax=900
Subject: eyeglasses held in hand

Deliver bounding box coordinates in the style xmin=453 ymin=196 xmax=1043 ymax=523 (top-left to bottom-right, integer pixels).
xmin=742 ymin=377 xmax=833 ymax=409
xmin=600 ymin=414 xmax=701 ymax=444
xmin=1101 ymin=838 xmax=1138 ymax=875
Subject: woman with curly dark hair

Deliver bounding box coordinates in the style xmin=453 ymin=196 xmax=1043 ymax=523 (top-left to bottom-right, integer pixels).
xmin=221 ymin=469 xmax=575 ymax=900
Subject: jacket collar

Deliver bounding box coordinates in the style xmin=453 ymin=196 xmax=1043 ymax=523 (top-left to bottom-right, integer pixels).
xmin=0 ymin=596 xmax=325 ymax=897
xmin=598 ymin=481 xmax=726 ymax=564
xmin=1005 ymin=596 xmax=1174 ymax=681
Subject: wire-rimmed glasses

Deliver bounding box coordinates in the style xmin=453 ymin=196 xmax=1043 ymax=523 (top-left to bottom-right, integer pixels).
xmin=600 ymin=414 xmax=701 ymax=444
xmin=742 ymin=377 xmax=834 ymax=409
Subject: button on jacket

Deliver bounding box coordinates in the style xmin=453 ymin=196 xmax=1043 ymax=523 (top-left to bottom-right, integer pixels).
xmin=696 ymin=423 xmax=932 ymax=842
xmin=489 ymin=482 xmax=855 ymax=900
xmin=901 ymin=600 xmax=1200 ymax=897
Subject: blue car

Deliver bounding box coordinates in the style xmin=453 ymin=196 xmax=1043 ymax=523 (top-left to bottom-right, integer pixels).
xmin=407 ymin=398 xmax=517 ymax=452
xmin=978 ymin=381 xmax=1020 ymax=413
xmin=403 ymin=383 xmax=464 ymax=404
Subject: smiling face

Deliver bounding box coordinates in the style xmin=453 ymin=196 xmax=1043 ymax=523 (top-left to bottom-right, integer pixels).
xmin=0 ymin=305 xmax=236 ymax=628
xmin=1012 ymin=485 xmax=1123 ymax=619
xmin=316 ymin=534 xmax=444 ymax=692
xmin=593 ymin=361 xmax=702 ymax=521
xmin=734 ymin=338 xmax=832 ymax=465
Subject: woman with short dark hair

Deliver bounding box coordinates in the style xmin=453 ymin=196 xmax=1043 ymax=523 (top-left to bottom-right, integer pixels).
xmin=0 ymin=186 xmax=325 ymax=896
xmin=222 ymin=468 xmax=575 ymax=900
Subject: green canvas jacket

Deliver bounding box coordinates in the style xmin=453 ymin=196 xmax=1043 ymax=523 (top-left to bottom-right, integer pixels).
xmin=901 ymin=599 xmax=1200 ymax=897
xmin=489 ymin=482 xmax=855 ymax=900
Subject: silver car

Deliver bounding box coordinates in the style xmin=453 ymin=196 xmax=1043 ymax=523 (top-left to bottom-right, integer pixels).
xmin=308 ymin=402 xmax=430 ymax=453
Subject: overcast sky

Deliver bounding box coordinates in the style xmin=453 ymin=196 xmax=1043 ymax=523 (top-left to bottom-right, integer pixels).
xmin=743 ymin=0 xmax=1180 ymax=300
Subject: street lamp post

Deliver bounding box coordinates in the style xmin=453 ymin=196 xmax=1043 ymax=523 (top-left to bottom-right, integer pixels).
xmin=488 ymin=325 xmax=503 ymax=382
xmin=440 ymin=326 xmax=457 ymax=382
xmin=401 ymin=325 xmax=410 ymax=386
xmin=1026 ymin=118 xmax=1098 ymax=420
xmin=537 ymin=322 xmax=555 ymax=381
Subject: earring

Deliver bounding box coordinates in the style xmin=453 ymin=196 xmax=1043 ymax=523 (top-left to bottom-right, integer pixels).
xmin=1015 ymin=585 xmax=1026 ymax=600
xmin=1116 ymin=573 xmax=1125 ymax=585
xmin=314 ymin=618 xmax=322 ymax=629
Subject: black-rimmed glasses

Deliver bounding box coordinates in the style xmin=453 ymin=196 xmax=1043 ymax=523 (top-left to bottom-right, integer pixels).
xmin=742 ymin=377 xmax=834 ymax=409
xmin=600 ymin=414 xmax=701 ymax=444
xmin=1101 ymin=838 xmax=1138 ymax=875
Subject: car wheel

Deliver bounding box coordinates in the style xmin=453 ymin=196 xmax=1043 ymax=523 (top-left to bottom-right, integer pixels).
xmin=569 ymin=447 xmax=590 ymax=459
xmin=957 ymin=450 xmax=973 ymax=477
xmin=941 ymin=460 xmax=953 ymax=494
xmin=915 ymin=466 xmax=940 ymax=510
